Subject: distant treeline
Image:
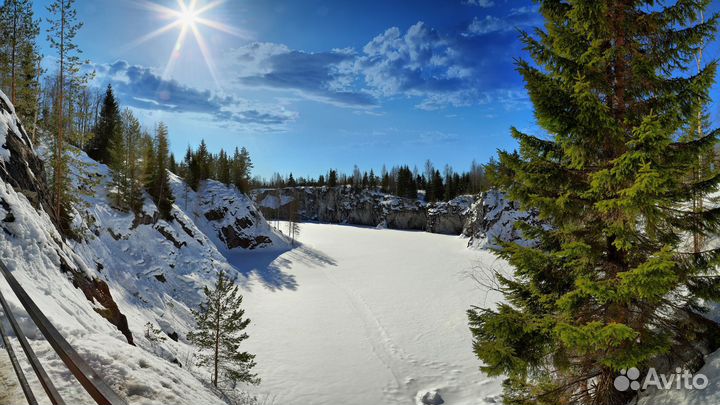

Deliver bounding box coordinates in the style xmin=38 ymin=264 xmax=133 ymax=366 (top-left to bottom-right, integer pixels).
xmin=253 ymin=160 xmax=498 ymax=202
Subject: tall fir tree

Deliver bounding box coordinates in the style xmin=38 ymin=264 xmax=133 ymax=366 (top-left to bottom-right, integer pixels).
xmin=147 ymin=123 xmax=174 ymax=220
xmin=328 ymin=169 xmax=338 ymax=187
xmin=109 ymin=109 xmax=143 ymax=212
xmin=188 ymin=271 xmax=259 ymax=388
xmin=87 ymin=84 xmax=120 ymax=163
xmin=196 ymin=139 xmax=211 ymax=184
xmin=141 ymin=132 xmax=156 ymax=191
xmin=468 ymin=2 xmax=720 ymax=405
xmin=230 ymin=146 xmax=253 ymax=193
xmin=217 ymin=149 xmax=231 ymax=185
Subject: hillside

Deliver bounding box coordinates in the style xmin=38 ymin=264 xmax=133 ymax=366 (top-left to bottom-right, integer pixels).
xmin=0 ymin=90 xmax=286 ymax=404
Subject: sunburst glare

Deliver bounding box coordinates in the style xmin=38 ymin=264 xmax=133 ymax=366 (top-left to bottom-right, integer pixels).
xmin=127 ymin=0 xmax=245 ymax=88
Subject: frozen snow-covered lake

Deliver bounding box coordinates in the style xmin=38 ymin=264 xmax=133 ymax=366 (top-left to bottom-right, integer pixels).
xmin=233 ymin=223 xmax=509 ymax=405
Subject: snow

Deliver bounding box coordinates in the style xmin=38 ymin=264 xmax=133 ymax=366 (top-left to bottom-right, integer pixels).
xmin=637 ymin=349 xmax=720 ymax=405
xmin=0 ymin=90 xmax=31 ymax=163
xmin=467 ymin=190 xmax=538 ymax=249
xmin=169 ymin=175 xmax=287 ymax=252
xmin=0 ymin=350 xmax=24 ymax=405
xmin=238 ymin=222 xmax=509 ymax=405
xmin=0 ymin=135 xmax=268 ymax=403
xmin=0 ymin=160 xmax=230 ymax=404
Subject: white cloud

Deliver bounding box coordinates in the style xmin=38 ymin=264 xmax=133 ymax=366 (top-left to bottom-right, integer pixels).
xmin=463 ymin=15 xmax=510 ymax=36
xmin=462 ymin=0 xmax=494 ymax=8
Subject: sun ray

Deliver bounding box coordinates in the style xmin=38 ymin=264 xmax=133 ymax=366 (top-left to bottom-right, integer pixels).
xmin=190 ymin=24 xmax=220 ymax=87
xmin=162 ymin=24 xmax=190 ymax=80
xmin=193 ymin=0 xmax=224 ymax=16
xmin=131 ymin=0 xmax=243 ymax=91
xmin=132 ymin=0 xmax=182 ymax=19
xmin=120 ymin=20 xmax=183 ymax=52
xmin=194 ymin=17 xmax=246 ymax=38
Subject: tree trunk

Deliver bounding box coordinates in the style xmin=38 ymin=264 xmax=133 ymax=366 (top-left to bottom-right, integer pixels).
xmin=693 ymin=10 xmax=705 ymax=255
xmin=31 ymin=59 xmax=41 ymax=144
xmin=54 ymin=1 xmax=66 ymax=225
xmin=214 ymin=297 xmax=220 ymax=387
xmin=10 ymin=1 xmax=18 ymax=105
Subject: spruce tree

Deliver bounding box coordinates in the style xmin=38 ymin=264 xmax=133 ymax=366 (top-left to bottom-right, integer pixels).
xmin=468 ymin=2 xmax=720 ymax=405
xmin=196 ymin=139 xmax=211 ymax=183
xmin=148 ymin=123 xmax=174 ymax=220
xmin=230 ymin=146 xmax=253 ymax=193
xmin=188 ymin=271 xmax=259 ymax=388
xmin=88 ymin=84 xmax=120 ymax=163
xmin=217 ymin=149 xmax=231 ymax=185
xmin=168 ymin=152 xmax=177 ymax=175
xmin=108 ymin=109 xmax=143 ymax=212
xmin=430 ymin=170 xmax=444 ymax=203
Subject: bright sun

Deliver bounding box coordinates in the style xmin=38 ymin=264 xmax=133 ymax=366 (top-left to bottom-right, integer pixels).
xmin=179 ymin=7 xmax=198 ymax=27
xmin=128 ymin=0 xmax=245 ymax=88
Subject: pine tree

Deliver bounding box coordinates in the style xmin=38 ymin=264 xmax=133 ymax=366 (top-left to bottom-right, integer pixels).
xmin=230 ymin=146 xmax=253 ymax=192
xmin=468 ymin=2 xmax=720 ymax=405
xmin=196 ymin=139 xmax=210 ymax=183
xmin=148 ymin=123 xmax=174 ymax=220
xmin=216 ymin=149 xmax=231 ymax=185
xmin=141 ymin=133 xmax=156 ymax=191
xmin=0 ymin=0 xmax=42 ymax=134
xmin=46 ymin=0 xmax=86 ymax=234
xmin=188 ymin=271 xmax=259 ymax=388
xmin=87 ymin=84 xmax=120 ymax=163
xmin=430 ymin=170 xmax=444 ymax=203
xmin=328 ymin=169 xmax=338 ymax=187
xmin=168 ymin=152 xmax=177 ymax=174
xmin=108 ymin=110 xmax=143 ymax=213
xmin=287 ymin=173 xmax=296 ymax=187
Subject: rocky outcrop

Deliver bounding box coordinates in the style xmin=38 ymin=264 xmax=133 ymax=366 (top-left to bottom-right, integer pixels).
xmin=170 ymin=176 xmax=285 ymax=252
xmin=251 ymin=186 xmax=475 ymax=234
xmin=462 ymin=189 xmax=540 ymax=248
xmin=0 ymin=93 xmax=51 ymax=216
xmin=252 ymin=187 xmax=541 ymax=248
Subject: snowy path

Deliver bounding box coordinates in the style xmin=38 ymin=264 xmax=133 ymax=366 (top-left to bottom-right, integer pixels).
xmin=233 ymin=223 xmax=509 ymax=405
xmin=0 ymin=350 xmax=24 ymax=405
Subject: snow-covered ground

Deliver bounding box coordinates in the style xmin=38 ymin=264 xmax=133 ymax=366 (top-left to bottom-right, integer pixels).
xmin=238 ymin=222 xmax=509 ymax=405
xmin=0 ymin=350 xmax=23 ymax=405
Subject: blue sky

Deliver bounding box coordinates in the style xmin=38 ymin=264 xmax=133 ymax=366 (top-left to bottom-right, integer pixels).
xmin=31 ymin=0 xmax=720 ymax=179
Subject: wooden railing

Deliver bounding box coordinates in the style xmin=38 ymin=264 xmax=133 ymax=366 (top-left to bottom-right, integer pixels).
xmin=0 ymin=259 xmax=127 ymax=405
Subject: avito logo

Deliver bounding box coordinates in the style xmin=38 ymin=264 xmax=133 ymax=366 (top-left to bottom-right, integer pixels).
xmin=614 ymin=367 xmax=708 ymax=391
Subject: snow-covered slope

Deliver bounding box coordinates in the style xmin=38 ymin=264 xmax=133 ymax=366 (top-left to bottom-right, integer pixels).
xmin=0 ymin=89 xmax=284 ymax=404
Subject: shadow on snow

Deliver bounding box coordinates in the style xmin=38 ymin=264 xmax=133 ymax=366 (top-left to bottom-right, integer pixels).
xmin=227 ymin=244 xmax=337 ymax=292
